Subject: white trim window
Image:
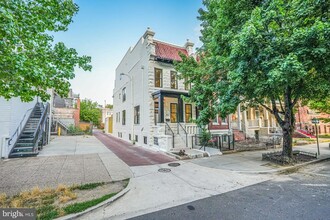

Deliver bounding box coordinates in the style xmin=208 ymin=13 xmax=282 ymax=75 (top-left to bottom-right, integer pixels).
xmin=221 ymin=117 xmax=228 ymax=125
xmin=212 ymin=115 xmax=219 ymax=125
xmin=122 ymin=87 xmax=126 ymax=102
xmin=122 ymin=110 xmax=126 ymax=125
xmin=134 ymin=105 xmax=140 ymax=124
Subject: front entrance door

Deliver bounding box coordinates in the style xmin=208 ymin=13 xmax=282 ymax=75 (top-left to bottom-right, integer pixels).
xmin=170 ymin=103 xmax=178 ymax=123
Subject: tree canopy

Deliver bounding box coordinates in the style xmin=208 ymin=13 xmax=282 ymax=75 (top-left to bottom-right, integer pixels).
xmin=0 ymin=0 xmax=92 ymax=102
xmin=176 ymin=0 xmax=330 ymax=158
xmin=105 ymin=104 xmax=113 ymax=109
xmin=309 ymin=99 xmax=330 ymax=114
xmin=80 ymin=99 xmax=101 ymax=126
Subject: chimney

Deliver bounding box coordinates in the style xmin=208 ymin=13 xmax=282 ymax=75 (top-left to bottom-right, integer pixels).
xmin=184 ymin=39 xmax=194 ymax=55
xmin=143 ymin=27 xmax=155 ymax=43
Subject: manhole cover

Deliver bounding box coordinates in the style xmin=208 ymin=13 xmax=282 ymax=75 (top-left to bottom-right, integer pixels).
xmin=168 ymin=162 xmax=181 ymax=167
xmin=158 ymin=168 xmax=171 ymax=173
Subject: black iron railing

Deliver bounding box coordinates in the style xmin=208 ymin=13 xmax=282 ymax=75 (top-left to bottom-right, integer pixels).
xmin=178 ymin=122 xmax=188 ymax=148
xmin=165 ymin=121 xmax=174 ymax=148
xmin=33 ymin=103 xmax=49 ymax=152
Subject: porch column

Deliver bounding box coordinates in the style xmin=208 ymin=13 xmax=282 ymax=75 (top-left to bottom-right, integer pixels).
xmin=159 ymin=94 xmax=164 ymax=123
xmin=196 ymin=107 xmax=199 ymax=120
xmin=265 ymin=107 xmax=269 ymax=127
xmin=242 ymin=110 xmax=248 ymax=133
xmin=178 ymin=96 xmax=184 ymax=123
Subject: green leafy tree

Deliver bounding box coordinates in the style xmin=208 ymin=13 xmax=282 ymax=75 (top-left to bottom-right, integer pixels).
xmin=176 ymin=0 xmax=330 ymax=159
xmin=0 ymin=0 xmax=92 ymax=102
xmin=309 ymin=99 xmax=330 ymax=114
xmin=105 ymin=104 xmax=113 ymax=109
xmin=80 ymin=99 xmax=101 ymax=126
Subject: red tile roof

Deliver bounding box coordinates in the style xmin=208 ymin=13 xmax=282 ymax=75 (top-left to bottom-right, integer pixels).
xmin=154 ymin=40 xmax=188 ymax=62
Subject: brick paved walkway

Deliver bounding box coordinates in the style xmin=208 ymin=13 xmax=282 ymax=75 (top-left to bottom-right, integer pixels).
xmin=94 ymin=131 xmax=176 ymax=166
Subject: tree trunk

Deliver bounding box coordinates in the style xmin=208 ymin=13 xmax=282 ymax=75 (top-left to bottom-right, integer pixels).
xmin=282 ymin=122 xmax=293 ymax=158
xmin=281 ymin=88 xmax=295 ymax=159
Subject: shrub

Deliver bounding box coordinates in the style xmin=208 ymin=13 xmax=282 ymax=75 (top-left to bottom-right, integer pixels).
xmin=199 ymin=128 xmax=211 ymax=146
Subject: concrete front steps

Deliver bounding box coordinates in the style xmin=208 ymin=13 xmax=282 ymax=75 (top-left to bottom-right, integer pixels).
xmin=169 ymin=148 xmax=209 ymax=160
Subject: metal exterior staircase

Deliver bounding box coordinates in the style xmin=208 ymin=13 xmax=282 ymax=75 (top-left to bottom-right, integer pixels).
xmin=9 ymin=103 xmax=49 ymax=158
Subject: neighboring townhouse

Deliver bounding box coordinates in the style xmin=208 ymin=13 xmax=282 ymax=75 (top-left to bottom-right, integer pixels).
xmin=101 ymin=107 xmax=113 ymax=124
xmin=295 ymin=105 xmax=330 ymax=137
xmin=51 ymin=89 xmax=80 ymax=135
xmin=102 ymin=106 xmax=113 ymax=134
xmin=113 ymin=28 xmax=231 ymax=152
xmin=0 ymin=97 xmax=50 ymax=158
xmin=231 ymin=104 xmax=282 ymax=141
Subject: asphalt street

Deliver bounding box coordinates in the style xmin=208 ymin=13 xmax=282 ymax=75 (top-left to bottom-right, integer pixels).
xmin=131 ymin=160 xmax=330 ymax=220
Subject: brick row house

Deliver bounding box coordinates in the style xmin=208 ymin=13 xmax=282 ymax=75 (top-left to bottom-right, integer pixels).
xmin=51 ymin=89 xmax=80 ymax=135
xmin=231 ymin=104 xmax=282 ymax=141
xmin=295 ymin=105 xmax=330 ymax=137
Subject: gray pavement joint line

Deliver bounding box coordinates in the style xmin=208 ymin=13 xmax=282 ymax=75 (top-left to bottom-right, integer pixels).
xmin=299 ymin=171 xmax=330 ymax=178
xmin=97 ymin=153 xmax=115 ymax=181
xmin=190 ymin=160 xmax=273 ymax=175
xmin=56 ymin=155 xmax=69 ymax=184
xmin=83 ymin=154 xmax=86 ymax=182
xmin=132 ymin=165 xmax=163 ymax=178
xmin=74 ymin=136 xmax=78 ymax=155
xmin=22 ymin=156 xmax=50 ymax=186
xmin=168 ymin=168 xmax=219 ymax=195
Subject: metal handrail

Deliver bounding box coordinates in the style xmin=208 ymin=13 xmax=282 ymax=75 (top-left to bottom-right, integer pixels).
xmin=56 ymin=119 xmax=70 ymax=131
xmin=178 ymin=122 xmax=188 ymax=148
xmin=33 ymin=103 xmax=49 ymax=150
xmin=165 ymin=121 xmax=174 ymax=148
xmin=7 ymin=107 xmax=34 ymax=147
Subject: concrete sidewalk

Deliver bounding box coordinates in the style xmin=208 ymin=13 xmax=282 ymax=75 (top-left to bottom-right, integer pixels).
xmin=1 ymin=134 xmax=329 ymax=219
xmin=192 ymin=142 xmax=330 ymax=173
xmin=78 ymin=162 xmax=272 ymax=220
xmin=0 ymin=136 xmax=132 ymax=195
xmin=40 ymin=135 xmax=133 ymax=181
xmin=77 ymin=142 xmax=330 ymax=220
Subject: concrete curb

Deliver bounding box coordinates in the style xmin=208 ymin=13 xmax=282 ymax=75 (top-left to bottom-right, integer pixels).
xmin=56 ymin=182 xmax=131 ymax=220
xmin=235 ymin=157 xmax=330 ymax=174
xmin=165 ymin=150 xmax=209 ymax=160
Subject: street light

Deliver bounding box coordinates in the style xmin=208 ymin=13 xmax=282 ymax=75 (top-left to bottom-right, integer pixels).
xmin=311 ymin=117 xmax=320 ymax=157
xmin=120 ymin=73 xmax=134 ymax=144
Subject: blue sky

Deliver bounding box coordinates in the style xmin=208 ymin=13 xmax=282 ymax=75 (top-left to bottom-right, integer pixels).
xmin=53 ymin=0 xmax=203 ymax=105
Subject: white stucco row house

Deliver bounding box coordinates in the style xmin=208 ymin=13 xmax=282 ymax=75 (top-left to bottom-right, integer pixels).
xmin=113 ymin=28 xmax=287 ymax=153
xmin=113 ymin=28 xmax=210 ymax=152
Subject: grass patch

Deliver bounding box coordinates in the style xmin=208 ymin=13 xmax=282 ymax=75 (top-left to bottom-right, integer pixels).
xmin=63 ymin=193 xmax=117 ymax=214
xmin=123 ymin=179 xmax=130 ymax=188
xmin=38 ymin=210 xmax=59 ymax=220
xmin=70 ymin=182 xmax=105 ymax=191
xmin=0 ymin=180 xmax=129 ymax=220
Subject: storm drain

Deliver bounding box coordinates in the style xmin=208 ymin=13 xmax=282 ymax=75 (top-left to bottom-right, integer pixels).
xmin=158 ymin=168 xmax=171 ymax=173
xmin=168 ymin=162 xmax=181 ymax=167
xmin=187 ymin=205 xmax=195 ymax=211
